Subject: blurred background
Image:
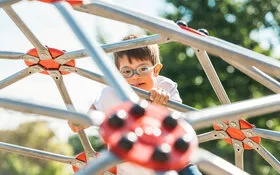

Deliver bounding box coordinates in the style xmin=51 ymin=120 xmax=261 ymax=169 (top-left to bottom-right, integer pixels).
xmin=0 ymin=0 xmax=280 ymax=174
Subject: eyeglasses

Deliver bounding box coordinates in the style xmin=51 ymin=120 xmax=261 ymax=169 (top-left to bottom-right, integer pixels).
xmin=120 ymin=64 xmax=157 ymax=78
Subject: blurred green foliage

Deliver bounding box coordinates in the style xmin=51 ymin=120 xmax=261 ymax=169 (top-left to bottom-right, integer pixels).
xmin=160 ymin=0 xmax=280 ymax=174
xmin=0 ymin=122 xmax=73 ymax=175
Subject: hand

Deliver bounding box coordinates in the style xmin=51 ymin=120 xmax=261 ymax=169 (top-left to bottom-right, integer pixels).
xmin=149 ymin=88 xmax=170 ymax=105
xmin=68 ymin=121 xmax=85 ymax=133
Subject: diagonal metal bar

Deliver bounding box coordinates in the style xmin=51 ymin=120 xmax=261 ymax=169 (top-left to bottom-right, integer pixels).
xmin=253 ymin=128 xmax=280 ymax=142
xmin=3 ymin=6 xmax=52 ymax=60
xmin=60 ymin=65 xmax=196 ymax=112
xmin=184 ymin=94 xmax=280 ymax=130
xmin=194 ymin=49 xmax=231 ymax=104
xmin=194 ymin=148 xmax=249 ymax=175
xmin=243 ymin=138 xmax=280 ymax=173
xmin=0 ymin=98 xmax=93 ymax=127
xmin=55 ymin=34 xmax=170 ymax=64
xmin=0 ymin=65 xmax=43 ymax=90
xmin=48 ymin=70 xmax=96 ymax=161
xmin=0 ymin=0 xmax=20 ymax=7
xmin=198 ymin=130 xmax=229 ymax=143
xmin=221 ymin=57 xmax=280 ymax=93
xmin=55 ymin=2 xmax=139 ymax=103
xmin=0 ymin=142 xmax=85 ymax=168
xmin=232 ymin=139 xmax=244 ymax=170
xmin=76 ymin=150 xmax=122 ymax=175
xmin=74 ymin=1 xmax=280 ymax=78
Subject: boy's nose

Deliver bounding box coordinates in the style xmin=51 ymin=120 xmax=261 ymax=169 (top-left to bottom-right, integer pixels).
xmin=131 ymin=73 xmax=140 ymax=79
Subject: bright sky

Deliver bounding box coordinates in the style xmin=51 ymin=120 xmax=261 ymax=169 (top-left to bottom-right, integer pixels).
xmin=0 ymin=0 xmax=166 ymax=141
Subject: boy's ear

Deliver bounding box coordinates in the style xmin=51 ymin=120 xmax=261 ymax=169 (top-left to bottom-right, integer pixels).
xmin=154 ymin=64 xmax=163 ymax=77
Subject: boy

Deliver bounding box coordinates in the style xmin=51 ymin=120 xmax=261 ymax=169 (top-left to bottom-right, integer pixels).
xmin=70 ymin=34 xmax=201 ymax=175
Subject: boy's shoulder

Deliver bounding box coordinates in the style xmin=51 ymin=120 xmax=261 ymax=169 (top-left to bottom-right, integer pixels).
xmin=156 ymin=75 xmax=177 ymax=88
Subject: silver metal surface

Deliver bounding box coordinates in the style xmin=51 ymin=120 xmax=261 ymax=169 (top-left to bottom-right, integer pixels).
xmin=194 ymin=49 xmax=231 ymax=104
xmin=0 ymin=98 xmax=93 ymax=127
xmin=48 ymin=70 xmax=96 ymax=161
xmin=74 ymin=1 xmax=280 ymax=78
xmin=184 ymin=94 xmax=280 ymax=129
xmin=3 ymin=6 xmax=52 ymax=60
xmin=55 ymin=2 xmax=139 ymax=103
xmin=76 ymin=150 xmax=121 ymax=175
xmin=0 ymin=0 xmax=20 ymax=7
xmin=198 ymin=130 xmax=229 ymax=143
xmin=221 ymin=57 xmax=280 ymax=93
xmin=0 ymin=142 xmax=85 ymax=168
xmin=243 ymin=138 xmax=280 ymax=173
xmin=0 ymin=51 xmax=39 ymax=63
xmin=55 ymin=34 xmax=170 ymax=64
xmin=194 ymin=149 xmax=249 ymax=175
xmin=253 ymin=128 xmax=280 ymax=142
xmin=232 ymin=139 xmax=244 ymax=170
xmin=0 ymin=65 xmax=43 ymax=90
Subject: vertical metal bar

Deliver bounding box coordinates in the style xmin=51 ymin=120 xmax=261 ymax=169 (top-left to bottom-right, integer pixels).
xmin=0 ymin=65 xmax=43 ymax=90
xmin=3 ymin=6 xmax=52 ymax=60
xmin=220 ymin=57 xmax=280 ymax=93
xmin=232 ymin=139 xmax=244 ymax=170
xmin=48 ymin=70 xmax=96 ymax=160
xmin=194 ymin=48 xmax=231 ymax=104
xmin=54 ymin=2 xmax=139 ymax=103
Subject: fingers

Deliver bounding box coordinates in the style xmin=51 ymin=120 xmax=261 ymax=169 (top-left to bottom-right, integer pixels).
xmin=150 ymin=88 xmax=170 ymax=105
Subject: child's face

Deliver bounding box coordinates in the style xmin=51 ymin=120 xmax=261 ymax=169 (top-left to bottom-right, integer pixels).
xmin=118 ymin=56 xmax=162 ymax=91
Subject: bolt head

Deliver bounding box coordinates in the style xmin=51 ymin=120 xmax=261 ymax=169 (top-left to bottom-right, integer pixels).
xmin=130 ymin=102 xmax=146 ymax=118
xmin=163 ymin=113 xmax=178 ymax=130
xmin=176 ymin=20 xmax=187 ymax=27
xmin=108 ymin=110 xmax=127 ymax=128
xmin=152 ymin=143 xmax=171 ymax=162
xmin=174 ymin=135 xmax=190 ymax=152
xmin=117 ymin=132 xmax=137 ymax=152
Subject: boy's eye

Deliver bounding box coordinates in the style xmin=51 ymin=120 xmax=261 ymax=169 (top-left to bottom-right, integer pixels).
xmin=121 ymin=69 xmax=132 ymax=75
xmin=138 ymin=66 xmax=149 ymax=73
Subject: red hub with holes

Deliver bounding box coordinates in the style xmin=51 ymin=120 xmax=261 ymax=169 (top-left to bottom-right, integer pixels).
xmin=72 ymin=152 xmax=117 ymax=174
xmin=24 ymin=47 xmax=75 ymax=75
xmin=100 ymin=101 xmax=198 ymax=171
xmin=213 ymin=119 xmax=261 ymax=150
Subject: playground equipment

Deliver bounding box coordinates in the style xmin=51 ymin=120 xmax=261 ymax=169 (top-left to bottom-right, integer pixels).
xmin=0 ymin=0 xmax=280 ymax=174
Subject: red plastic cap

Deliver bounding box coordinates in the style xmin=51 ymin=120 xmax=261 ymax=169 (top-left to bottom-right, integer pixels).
xmin=38 ymin=0 xmax=83 ymax=6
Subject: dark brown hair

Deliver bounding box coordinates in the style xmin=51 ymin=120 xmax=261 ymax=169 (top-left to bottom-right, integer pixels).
xmin=113 ymin=34 xmax=160 ymax=69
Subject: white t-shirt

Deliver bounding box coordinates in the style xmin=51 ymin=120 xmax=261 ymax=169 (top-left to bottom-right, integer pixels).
xmin=94 ymin=75 xmax=182 ymax=175
xmin=94 ymin=75 xmax=182 ymax=113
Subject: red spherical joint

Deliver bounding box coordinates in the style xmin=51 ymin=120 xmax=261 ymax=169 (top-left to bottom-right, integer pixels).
xmin=100 ymin=100 xmax=198 ymax=171
xmin=24 ymin=47 xmax=75 ymax=75
xmin=213 ymin=119 xmax=261 ymax=150
xmin=38 ymin=0 xmax=83 ymax=6
xmin=72 ymin=152 xmax=117 ymax=174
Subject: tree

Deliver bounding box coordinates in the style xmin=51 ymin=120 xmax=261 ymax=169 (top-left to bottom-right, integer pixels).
xmin=0 ymin=121 xmax=73 ymax=175
xmin=160 ymin=1 xmax=280 ymax=174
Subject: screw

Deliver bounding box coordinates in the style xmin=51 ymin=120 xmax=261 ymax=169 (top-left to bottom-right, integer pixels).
xmin=117 ymin=132 xmax=137 ymax=152
xmin=152 ymin=143 xmax=171 ymax=162
xmin=198 ymin=28 xmax=209 ymax=36
xmin=176 ymin=20 xmax=187 ymax=27
xmin=162 ymin=113 xmax=178 ymax=130
xmin=174 ymin=135 xmax=190 ymax=152
xmin=108 ymin=110 xmax=127 ymax=128
xmin=247 ymin=141 xmax=253 ymax=147
xmin=230 ymin=122 xmax=237 ymax=127
xmin=246 ymin=132 xmax=252 ymax=137
xmin=130 ymin=101 xmax=147 ymax=118
xmin=234 ymin=143 xmax=240 ymax=147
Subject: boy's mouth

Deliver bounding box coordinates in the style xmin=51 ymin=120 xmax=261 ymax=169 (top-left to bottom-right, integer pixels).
xmin=131 ymin=83 xmax=145 ymax=87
